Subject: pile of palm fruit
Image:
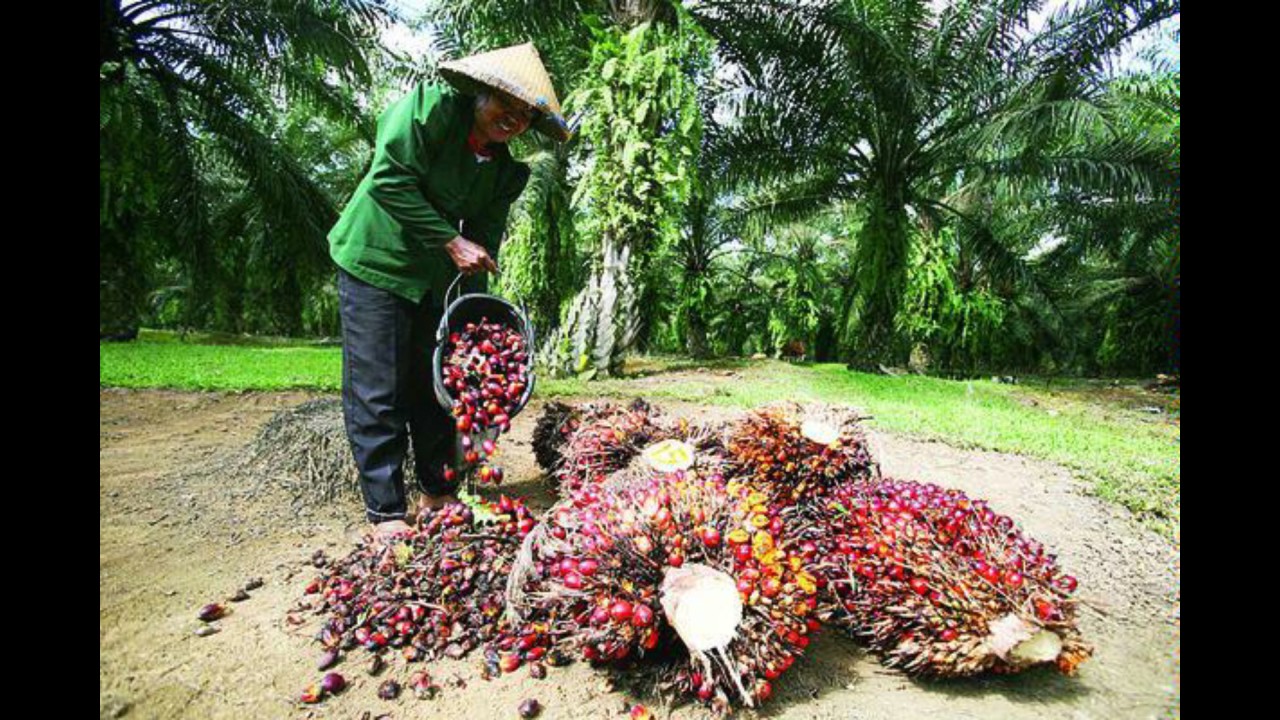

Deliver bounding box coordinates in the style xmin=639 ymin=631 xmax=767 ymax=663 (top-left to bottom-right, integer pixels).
xmin=526 ymin=401 xmax=1090 ymax=696
xmin=298 ymin=399 xmax=1090 ymax=711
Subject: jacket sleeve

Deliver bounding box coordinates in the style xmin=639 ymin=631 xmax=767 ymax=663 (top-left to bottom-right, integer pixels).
xmin=466 ymin=162 xmax=532 ymax=253
xmin=366 ymin=84 xmax=460 ymax=249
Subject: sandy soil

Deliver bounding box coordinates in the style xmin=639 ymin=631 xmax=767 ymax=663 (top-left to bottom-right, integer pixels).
xmin=100 ymin=388 xmax=1179 ymax=719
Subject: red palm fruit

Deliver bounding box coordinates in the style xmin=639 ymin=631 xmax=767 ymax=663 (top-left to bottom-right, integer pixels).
xmin=700 ymin=527 xmax=721 ymax=547
xmin=300 ymin=683 xmax=324 ymax=703
xmin=609 ymin=600 xmax=634 ymax=623
xmin=642 ymin=630 xmax=660 ymax=650
xmin=756 ymin=681 xmax=773 ymax=701
xmin=631 ymin=604 xmax=654 ymax=627
xmin=761 ymin=577 xmax=782 ymax=598
xmin=1035 ymin=600 xmax=1058 ymax=621
xmin=578 ymin=559 xmax=600 ymax=576
xmin=321 ymin=672 xmax=346 ymax=693
xmin=198 ymin=603 xmax=225 ymax=622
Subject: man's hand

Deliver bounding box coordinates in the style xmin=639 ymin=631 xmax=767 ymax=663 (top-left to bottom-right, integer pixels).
xmin=371 ymin=519 xmax=413 ymax=547
xmin=444 ymin=236 xmax=498 ymax=275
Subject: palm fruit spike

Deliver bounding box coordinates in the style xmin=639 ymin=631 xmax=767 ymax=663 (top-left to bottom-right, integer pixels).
xmin=507 ymin=452 xmax=817 ymax=710
xmin=794 ymin=478 xmax=1091 ymax=677
xmin=725 ymin=402 xmax=879 ymax=506
xmin=550 ymin=398 xmax=672 ymax=496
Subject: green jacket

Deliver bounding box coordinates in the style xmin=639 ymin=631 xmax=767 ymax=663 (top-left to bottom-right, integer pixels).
xmin=329 ymin=83 xmax=531 ymax=305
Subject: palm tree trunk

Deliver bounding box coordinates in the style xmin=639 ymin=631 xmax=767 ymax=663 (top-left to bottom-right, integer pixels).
xmin=848 ymin=185 xmax=911 ymax=369
xmin=685 ymin=304 xmax=710 ymax=359
xmin=543 ymin=232 xmax=638 ymax=377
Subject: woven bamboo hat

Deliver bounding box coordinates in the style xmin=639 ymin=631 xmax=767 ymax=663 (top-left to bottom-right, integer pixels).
xmin=439 ymin=42 xmax=571 ymax=142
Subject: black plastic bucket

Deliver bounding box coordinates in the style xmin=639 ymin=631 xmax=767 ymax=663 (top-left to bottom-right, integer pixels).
xmin=432 ymin=273 xmax=537 ymax=418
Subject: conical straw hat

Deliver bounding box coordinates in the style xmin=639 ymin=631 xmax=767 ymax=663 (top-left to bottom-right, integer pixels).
xmin=439 ymin=42 xmax=571 ymax=142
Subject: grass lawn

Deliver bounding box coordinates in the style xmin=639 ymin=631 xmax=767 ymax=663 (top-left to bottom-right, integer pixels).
xmin=101 ymin=331 xmax=1180 ymax=536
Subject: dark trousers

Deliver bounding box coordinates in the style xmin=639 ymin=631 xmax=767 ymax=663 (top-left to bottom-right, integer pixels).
xmin=338 ymin=268 xmax=457 ymax=523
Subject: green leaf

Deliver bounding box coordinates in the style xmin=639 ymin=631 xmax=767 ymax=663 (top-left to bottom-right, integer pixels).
xmin=393 ymin=542 xmax=412 ymax=568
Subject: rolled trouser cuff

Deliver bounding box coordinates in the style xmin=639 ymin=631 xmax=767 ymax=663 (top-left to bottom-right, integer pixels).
xmin=366 ymin=507 xmax=408 ymax=524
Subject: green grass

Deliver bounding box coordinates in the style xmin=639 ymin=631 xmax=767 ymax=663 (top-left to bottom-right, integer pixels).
xmin=100 ymin=337 xmax=1179 ymax=535
xmin=100 ymin=331 xmax=342 ymax=391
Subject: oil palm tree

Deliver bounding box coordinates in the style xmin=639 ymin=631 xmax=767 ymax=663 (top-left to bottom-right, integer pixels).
xmin=694 ymin=0 xmax=1180 ymax=367
xmin=99 ymin=0 xmax=390 ymax=334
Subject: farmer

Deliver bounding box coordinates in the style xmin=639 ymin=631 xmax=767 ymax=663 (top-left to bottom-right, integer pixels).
xmin=328 ymin=43 xmax=570 ymax=543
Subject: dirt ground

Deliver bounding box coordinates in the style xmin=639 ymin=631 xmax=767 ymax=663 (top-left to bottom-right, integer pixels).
xmin=100 ymin=388 xmax=1179 ymax=720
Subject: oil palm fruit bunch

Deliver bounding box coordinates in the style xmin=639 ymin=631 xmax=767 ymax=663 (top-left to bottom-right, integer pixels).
xmin=545 ymin=398 xmax=673 ymax=496
xmin=532 ymin=400 xmax=579 ymax=472
xmin=725 ymin=403 xmax=879 ymax=506
xmin=303 ymin=497 xmax=539 ymax=677
xmin=507 ymin=446 xmax=819 ymax=711
xmin=793 ymin=478 xmax=1091 ymax=677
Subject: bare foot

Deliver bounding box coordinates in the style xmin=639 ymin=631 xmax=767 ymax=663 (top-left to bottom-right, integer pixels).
xmin=418 ymin=493 xmax=459 ymax=511
xmin=370 ymin=519 xmax=413 ymax=547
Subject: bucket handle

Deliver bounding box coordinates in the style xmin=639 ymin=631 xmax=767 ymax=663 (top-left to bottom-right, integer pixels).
xmin=439 ymin=271 xmax=534 ymax=347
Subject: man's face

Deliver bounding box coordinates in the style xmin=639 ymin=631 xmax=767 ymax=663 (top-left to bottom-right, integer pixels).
xmin=475 ymin=91 xmax=536 ymax=145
